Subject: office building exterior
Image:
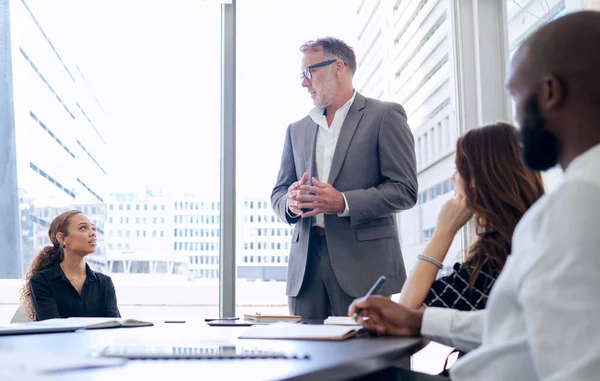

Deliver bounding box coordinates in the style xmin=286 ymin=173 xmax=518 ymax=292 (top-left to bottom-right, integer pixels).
xmin=104 ymin=190 xmax=293 ymax=281
xmin=0 ymin=0 xmax=108 ymax=277
xmin=354 ymin=0 xmax=460 ymax=271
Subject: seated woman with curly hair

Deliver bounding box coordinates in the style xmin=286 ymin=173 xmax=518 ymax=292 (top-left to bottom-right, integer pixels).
xmin=21 ymin=210 xmax=121 ymax=321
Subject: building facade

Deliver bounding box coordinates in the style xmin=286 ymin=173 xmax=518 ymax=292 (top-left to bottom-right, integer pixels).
xmin=354 ymin=0 xmax=461 ymax=272
xmin=104 ymin=190 xmax=293 ymax=281
xmin=0 ymin=0 xmax=108 ymax=276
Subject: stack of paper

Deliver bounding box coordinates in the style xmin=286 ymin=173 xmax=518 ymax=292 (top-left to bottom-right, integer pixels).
xmin=323 ymin=316 xmax=362 ymax=326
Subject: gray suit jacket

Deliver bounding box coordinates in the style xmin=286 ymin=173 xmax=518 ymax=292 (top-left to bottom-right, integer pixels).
xmin=271 ymin=92 xmax=418 ymax=298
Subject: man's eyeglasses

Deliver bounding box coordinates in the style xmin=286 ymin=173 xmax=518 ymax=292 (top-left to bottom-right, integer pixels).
xmin=300 ymin=59 xmax=347 ymax=81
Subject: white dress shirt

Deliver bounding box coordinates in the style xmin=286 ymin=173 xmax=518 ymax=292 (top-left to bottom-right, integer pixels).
xmin=287 ymin=91 xmax=356 ymax=227
xmin=421 ymin=143 xmax=600 ymax=380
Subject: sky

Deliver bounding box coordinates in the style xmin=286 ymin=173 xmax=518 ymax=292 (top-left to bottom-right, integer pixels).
xmin=35 ymin=0 xmax=358 ymax=199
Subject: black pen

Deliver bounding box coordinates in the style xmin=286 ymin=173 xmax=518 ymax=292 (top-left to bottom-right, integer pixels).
xmin=352 ymin=275 xmax=386 ymax=320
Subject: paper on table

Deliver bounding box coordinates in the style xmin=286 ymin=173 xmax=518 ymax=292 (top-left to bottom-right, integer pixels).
xmin=0 ymin=349 xmax=125 ymax=380
xmin=43 ymin=317 xmax=153 ymax=329
xmin=323 ymin=316 xmax=362 ymax=326
xmin=243 ymin=313 xmax=302 ymax=323
xmin=238 ymin=322 xmax=363 ymax=341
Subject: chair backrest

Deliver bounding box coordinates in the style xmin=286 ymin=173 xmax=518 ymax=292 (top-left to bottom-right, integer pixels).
xmin=10 ymin=304 xmax=32 ymax=323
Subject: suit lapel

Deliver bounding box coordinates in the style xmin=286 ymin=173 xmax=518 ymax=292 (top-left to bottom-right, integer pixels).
xmin=304 ymin=119 xmax=318 ymax=181
xmin=327 ymin=93 xmax=366 ymax=184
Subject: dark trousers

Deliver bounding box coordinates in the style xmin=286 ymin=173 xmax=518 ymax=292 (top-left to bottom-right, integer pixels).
xmin=288 ymin=234 xmax=356 ymax=321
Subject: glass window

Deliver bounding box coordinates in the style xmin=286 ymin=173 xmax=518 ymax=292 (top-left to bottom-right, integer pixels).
xmin=235 ymin=0 xmax=357 ymax=315
xmin=504 ymin=0 xmax=575 ymax=192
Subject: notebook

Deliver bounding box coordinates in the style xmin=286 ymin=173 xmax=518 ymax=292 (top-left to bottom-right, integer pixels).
xmin=238 ymin=322 xmax=364 ymax=341
xmin=0 ymin=322 xmax=82 ymax=336
xmin=43 ymin=317 xmax=153 ymax=330
xmin=243 ymin=313 xmax=302 ymax=323
xmin=323 ymin=316 xmax=362 ymax=326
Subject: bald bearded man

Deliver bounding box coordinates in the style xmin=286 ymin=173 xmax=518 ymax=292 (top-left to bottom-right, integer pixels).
xmin=349 ymin=11 xmax=600 ymax=381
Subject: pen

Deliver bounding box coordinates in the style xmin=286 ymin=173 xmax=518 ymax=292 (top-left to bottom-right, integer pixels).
xmin=352 ymin=275 xmax=386 ymax=320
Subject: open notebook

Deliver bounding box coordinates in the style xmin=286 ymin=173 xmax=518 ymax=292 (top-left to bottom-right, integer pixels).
xmin=238 ymin=322 xmax=364 ymax=341
xmin=43 ymin=317 xmax=153 ymax=330
xmin=243 ymin=313 xmax=302 ymax=323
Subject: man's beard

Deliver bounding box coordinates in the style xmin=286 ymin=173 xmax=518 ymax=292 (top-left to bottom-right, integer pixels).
xmin=312 ymin=71 xmax=336 ymax=107
xmin=519 ymin=95 xmax=561 ymax=171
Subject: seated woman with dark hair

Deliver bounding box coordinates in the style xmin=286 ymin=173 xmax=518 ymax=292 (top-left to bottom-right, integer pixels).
xmin=21 ymin=210 xmax=121 ymax=321
xmin=399 ymin=123 xmax=545 ymax=311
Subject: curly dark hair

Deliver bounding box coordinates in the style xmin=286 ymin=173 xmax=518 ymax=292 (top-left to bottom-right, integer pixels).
xmin=20 ymin=210 xmax=82 ymax=320
xmin=456 ymin=123 xmax=545 ymax=287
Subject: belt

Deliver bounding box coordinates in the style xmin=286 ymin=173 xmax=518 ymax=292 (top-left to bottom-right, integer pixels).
xmin=312 ymin=226 xmax=326 ymax=237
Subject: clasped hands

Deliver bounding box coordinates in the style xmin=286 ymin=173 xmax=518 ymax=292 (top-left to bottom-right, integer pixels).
xmin=287 ymin=172 xmax=345 ymax=217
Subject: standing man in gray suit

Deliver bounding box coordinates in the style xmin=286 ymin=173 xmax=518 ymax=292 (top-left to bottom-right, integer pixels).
xmin=271 ymin=37 xmax=418 ymax=321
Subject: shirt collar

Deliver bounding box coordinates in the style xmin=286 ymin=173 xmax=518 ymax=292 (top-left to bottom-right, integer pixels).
xmin=308 ymin=90 xmax=357 ymax=125
xmin=564 ymin=143 xmax=600 ymax=180
xmin=47 ymin=262 xmax=98 ymax=282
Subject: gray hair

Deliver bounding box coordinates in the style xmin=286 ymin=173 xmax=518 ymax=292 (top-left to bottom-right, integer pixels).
xmin=300 ymin=37 xmax=357 ymax=76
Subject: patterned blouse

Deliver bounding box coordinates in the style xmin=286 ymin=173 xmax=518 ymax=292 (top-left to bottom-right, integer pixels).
xmin=424 ymin=261 xmax=500 ymax=311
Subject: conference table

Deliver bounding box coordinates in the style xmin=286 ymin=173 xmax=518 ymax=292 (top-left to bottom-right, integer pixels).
xmin=1 ymin=321 xmax=426 ymax=380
